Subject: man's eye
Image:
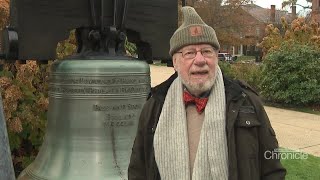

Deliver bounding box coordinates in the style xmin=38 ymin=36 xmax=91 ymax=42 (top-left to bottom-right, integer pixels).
xmin=185 ymin=51 xmax=195 ymax=55
xmin=202 ymin=50 xmax=213 ymax=54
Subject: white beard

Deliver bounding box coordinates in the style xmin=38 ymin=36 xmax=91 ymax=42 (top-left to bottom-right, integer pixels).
xmin=179 ymin=72 xmax=216 ymax=96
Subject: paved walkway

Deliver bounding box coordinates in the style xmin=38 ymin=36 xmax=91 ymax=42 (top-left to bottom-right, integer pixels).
xmin=150 ymin=65 xmax=320 ymax=157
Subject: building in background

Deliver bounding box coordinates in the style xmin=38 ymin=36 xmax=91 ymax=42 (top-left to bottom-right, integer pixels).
xmin=183 ymin=1 xmax=300 ymax=58
xmin=219 ymin=3 xmax=296 ymax=57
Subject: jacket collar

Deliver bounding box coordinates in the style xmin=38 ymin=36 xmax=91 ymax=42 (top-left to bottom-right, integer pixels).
xmin=151 ymin=71 xmax=243 ymax=103
xmin=223 ymin=76 xmax=244 ymax=103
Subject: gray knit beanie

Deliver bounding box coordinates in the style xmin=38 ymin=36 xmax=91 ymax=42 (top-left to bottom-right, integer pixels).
xmin=169 ymin=6 xmax=220 ymax=56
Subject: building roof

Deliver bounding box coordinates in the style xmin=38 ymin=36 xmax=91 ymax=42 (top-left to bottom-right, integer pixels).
xmin=241 ymin=4 xmax=292 ymax=24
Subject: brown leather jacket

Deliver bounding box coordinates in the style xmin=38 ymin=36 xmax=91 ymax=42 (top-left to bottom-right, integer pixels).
xmin=128 ymin=73 xmax=286 ymax=180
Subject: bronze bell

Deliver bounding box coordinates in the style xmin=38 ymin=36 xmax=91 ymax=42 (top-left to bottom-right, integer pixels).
xmin=18 ymin=59 xmax=150 ymax=179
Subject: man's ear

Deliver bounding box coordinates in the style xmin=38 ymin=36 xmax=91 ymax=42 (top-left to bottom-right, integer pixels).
xmin=172 ymin=54 xmax=178 ymax=71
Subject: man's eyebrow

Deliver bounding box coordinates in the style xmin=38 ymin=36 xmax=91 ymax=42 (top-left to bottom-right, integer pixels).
xmin=182 ymin=48 xmax=196 ymax=51
xmin=182 ymin=46 xmax=213 ymax=51
xmin=201 ymin=46 xmax=214 ymax=49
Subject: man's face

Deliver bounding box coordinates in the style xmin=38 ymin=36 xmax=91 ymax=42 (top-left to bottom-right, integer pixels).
xmin=173 ymin=44 xmax=218 ymax=96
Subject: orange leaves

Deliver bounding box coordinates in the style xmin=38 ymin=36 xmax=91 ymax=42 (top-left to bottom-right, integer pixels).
xmin=310 ymin=21 xmax=320 ymax=34
xmin=0 ymin=0 xmax=9 ymax=28
xmin=3 ymin=98 xmax=16 ymax=119
xmin=289 ymin=18 xmax=320 ymax=46
xmin=310 ymin=35 xmax=320 ymax=49
xmin=36 ymin=95 xmax=49 ymax=111
xmin=16 ymin=61 xmax=40 ymax=91
xmin=0 ymin=60 xmax=49 ymax=170
xmin=0 ymin=71 xmax=22 ymax=122
xmin=258 ymin=24 xmax=282 ymax=55
xmin=8 ymin=117 xmax=23 ymax=133
xmin=0 ymin=60 xmax=49 ymax=135
xmin=0 ymin=0 xmax=10 ymax=8
xmin=4 ymin=84 xmax=22 ymax=101
xmin=291 ymin=17 xmax=305 ymax=30
xmin=0 ymin=76 xmax=12 ymax=89
xmin=259 ymin=17 xmax=320 ymax=56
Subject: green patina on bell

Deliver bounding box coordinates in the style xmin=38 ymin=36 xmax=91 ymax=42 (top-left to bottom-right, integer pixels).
xmin=18 ymin=58 xmax=150 ymax=180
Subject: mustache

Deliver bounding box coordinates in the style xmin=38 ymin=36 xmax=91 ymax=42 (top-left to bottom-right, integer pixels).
xmin=190 ymin=69 xmax=209 ymax=74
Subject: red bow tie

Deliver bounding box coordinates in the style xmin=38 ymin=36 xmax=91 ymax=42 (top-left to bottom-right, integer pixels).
xmin=183 ymin=91 xmax=208 ymax=113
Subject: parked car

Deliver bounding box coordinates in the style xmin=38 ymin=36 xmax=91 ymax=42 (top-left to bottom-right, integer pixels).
xmin=218 ymin=53 xmax=234 ymax=63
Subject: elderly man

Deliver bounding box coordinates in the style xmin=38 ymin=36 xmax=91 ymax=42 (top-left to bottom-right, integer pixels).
xmin=128 ymin=6 xmax=286 ymax=180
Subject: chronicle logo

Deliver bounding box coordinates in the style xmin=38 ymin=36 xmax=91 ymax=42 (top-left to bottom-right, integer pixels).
xmin=264 ymin=148 xmax=308 ymax=160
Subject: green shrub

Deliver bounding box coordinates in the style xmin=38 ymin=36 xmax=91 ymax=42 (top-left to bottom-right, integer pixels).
xmin=219 ymin=61 xmax=262 ymax=93
xmin=0 ymin=62 xmax=50 ymax=176
xmin=260 ymin=42 xmax=320 ymax=105
xmin=125 ymin=38 xmax=137 ymax=56
xmin=230 ymin=63 xmax=262 ymax=92
xmin=219 ymin=61 xmax=233 ymax=77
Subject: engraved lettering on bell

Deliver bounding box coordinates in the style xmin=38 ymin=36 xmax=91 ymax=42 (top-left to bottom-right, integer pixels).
xmin=104 ymin=121 xmax=134 ymax=127
xmin=17 ymin=60 xmax=151 ymax=179
xmin=50 ymin=84 xmax=149 ymax=95
xmin=93 ymin=104 xmax=142 ymax=111
xmin=50 ymin=85 xmax=149 ymax=95
xmin=50 ymin=75 xmax=150 ymax=85
xmin=105 ymin=113 xmax=136 ymax=121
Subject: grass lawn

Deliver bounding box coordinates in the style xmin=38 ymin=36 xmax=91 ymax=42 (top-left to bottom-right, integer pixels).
xmin=281 ymin=151 xmax=320 ymax=180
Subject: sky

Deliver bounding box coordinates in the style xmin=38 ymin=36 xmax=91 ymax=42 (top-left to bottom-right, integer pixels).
xmin=254 ymin=0 xmax=311 ymax=14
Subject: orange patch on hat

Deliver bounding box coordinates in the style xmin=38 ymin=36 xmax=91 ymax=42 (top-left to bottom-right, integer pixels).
xmin=189 ymin=26 xmax=203 ymax=36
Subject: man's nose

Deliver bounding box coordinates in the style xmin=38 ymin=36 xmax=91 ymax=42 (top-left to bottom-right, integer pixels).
xmin=193 ymin=51 xmax=206 ymax=66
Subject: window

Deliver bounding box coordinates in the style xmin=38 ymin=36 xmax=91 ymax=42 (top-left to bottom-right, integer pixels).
xmin=256 ymin=27 xmax=261 ymax=37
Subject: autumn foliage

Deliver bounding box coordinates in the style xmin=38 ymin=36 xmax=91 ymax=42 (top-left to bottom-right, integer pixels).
xmin=0 ymin=61 xmax=50 ymax=171
xmin=0 ymin=0 xmax=9 ymax=28
xmin=258 ymin=17 xmax=320 ymax=107
xmin=259 ymin=17 xmax=320 ymax=55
